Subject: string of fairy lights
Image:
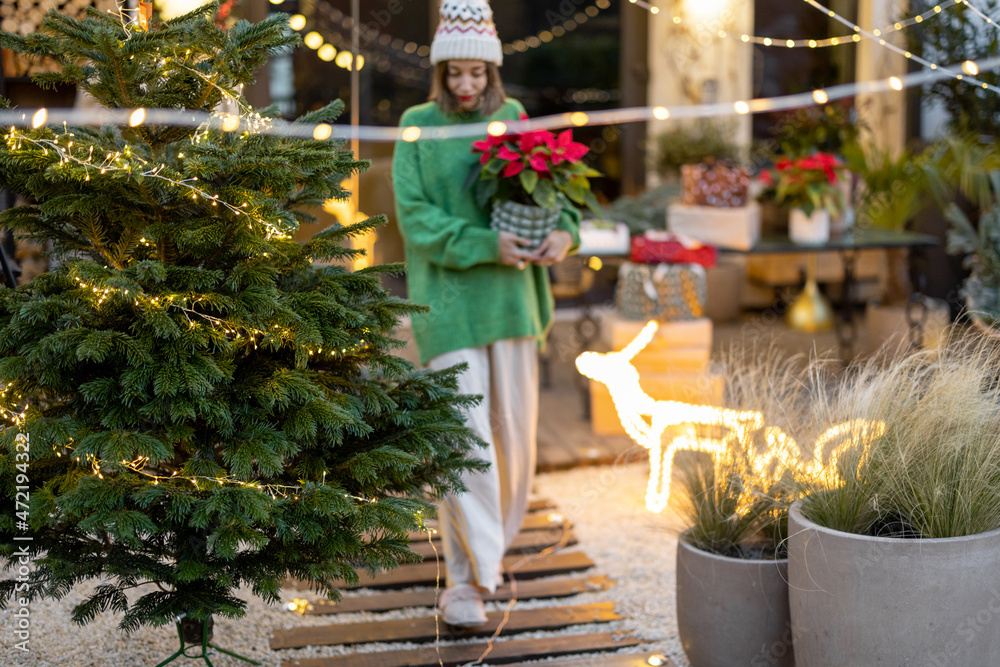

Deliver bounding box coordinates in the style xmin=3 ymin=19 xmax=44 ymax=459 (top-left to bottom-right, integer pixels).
xmin=5 ymin=50 xmax=997 ymax=144
xmin=806 ymin=0 xmax=1000 ymax=94
xmin=287 ymin=0 xmax=614 ymax=70
xmin=628 ymin=0 xmax=960 ymax=48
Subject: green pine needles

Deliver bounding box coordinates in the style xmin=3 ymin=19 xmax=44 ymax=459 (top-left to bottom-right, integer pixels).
xmin=0 ymin=5 xmax=485 ymax=634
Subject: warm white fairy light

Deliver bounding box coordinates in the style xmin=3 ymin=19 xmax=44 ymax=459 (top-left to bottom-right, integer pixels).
xmin=304 ymin=31 xmax=324 ymax=49
xmin=570 ymin=112 xmax=590 ymax=126
xmin=129 ymin=108 xmax=146 ymax=127
xmin=487 ymin=121 xmax=507 ymax=136
xmin=31 ymin=108 xmax=47 ymax=129
xmin=313 ymin=123 xmax=333 ymax=141
xmin=317 ymin=44 xmax=337 ymax=61
xmin=813 ymin=89 xmax=829 ymax=103
xmin=576 ymin=322 xmax=886 ymax=513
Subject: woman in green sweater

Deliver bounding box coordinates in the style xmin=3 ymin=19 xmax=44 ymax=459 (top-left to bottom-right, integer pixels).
xmin=392 ymin=0 xmax=581 ymax=629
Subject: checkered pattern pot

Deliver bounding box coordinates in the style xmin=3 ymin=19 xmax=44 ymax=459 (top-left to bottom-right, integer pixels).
xmin=490 ymin=200 xmax=560 ymax=250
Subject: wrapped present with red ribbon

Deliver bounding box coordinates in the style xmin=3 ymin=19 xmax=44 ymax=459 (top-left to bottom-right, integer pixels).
xmin=681 ymin=158 xmax=750 ymax=208
xmin=629 ymin=231 xmax=717 ymax=268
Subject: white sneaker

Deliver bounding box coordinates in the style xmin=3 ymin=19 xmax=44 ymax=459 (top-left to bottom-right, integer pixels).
xmin=440 ymin=584 xmax=488 ymax=628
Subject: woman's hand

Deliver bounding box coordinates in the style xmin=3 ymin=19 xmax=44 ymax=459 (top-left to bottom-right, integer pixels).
xmin=528 ymin=230 xmax=573 ymax=267
xmin=498 ymin=231 xmax=534 ymax=270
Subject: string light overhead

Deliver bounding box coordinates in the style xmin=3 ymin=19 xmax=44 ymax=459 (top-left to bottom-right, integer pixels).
xmin=631 ymin=0 xmax=959 ymax=49
xmin=804 ymin=0 xmax=1000 ymax=94
xmin=7 ymin=53 xmax=996 ymax=144
xmin=290 ymin=0 xmax=613 ymax=69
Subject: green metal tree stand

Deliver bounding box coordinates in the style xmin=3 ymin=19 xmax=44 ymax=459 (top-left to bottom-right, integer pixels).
xmin=155 ymin=616 xmax=261 ymax=667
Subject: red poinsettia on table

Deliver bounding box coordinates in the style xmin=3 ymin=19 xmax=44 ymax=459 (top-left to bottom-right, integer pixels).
xmin=468 ymin=122 xmax=602 ymax=217
xmin=760 ymin=151 xmax=847 ymax=217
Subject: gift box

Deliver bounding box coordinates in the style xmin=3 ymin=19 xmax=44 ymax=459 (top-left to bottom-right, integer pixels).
xmin=629 ymin=231 xmax=717 ymax=267
xmin=604 ymin=314 xmax=714 ymax=352
xmin=668 ymin=202 xmax=761 ymax=251
xmin=681 ymin=159 xmax=751 ymax=208
xmin=616 ymin=262 xmax=707 ymax=322
xmin=578 ymin=220 xmax=631 ymax=255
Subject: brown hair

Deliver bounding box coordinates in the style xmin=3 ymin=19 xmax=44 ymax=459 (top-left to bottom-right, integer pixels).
xmin=429 ymin=61 xmax=507 ymax=117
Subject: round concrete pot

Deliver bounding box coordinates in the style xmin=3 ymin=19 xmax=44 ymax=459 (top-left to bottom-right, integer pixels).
xmin=676 ymin=537 xmax=794 ymax=667
xmin=788 ymin=500 xmax=1000 ymax=667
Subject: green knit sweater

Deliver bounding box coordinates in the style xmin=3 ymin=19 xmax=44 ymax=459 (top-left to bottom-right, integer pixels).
xmin=392 ymin=99 xmax=581 ymax=365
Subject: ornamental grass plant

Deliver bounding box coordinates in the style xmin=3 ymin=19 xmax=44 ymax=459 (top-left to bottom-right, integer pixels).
xmin=673 ymin=347 xmax=834 ymax=559
xmin=801 ymin=334 xmax=1000 ymax=539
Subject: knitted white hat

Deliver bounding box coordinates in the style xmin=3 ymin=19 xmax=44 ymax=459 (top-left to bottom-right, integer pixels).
xmin=429 ymin=0 xmax=503 ymax=66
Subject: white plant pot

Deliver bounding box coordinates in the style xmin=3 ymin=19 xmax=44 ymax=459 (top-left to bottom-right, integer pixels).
xmin=788 ymin=208 xmax=830 ymax=245
xmin=788 ymin=500 xmax=1000 ymax=666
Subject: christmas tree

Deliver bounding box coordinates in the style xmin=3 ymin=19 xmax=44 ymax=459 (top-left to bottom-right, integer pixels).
xmin=0 ymin=2 xmax=485 ymax=648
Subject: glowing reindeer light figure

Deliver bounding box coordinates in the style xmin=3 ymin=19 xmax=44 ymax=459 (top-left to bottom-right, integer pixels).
xmin=576 ymin=321 xmax=885 ymax=513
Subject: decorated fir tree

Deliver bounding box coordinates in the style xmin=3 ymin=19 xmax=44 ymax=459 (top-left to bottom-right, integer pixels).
xmin=0 ymin=3 xmax=484 ymax=654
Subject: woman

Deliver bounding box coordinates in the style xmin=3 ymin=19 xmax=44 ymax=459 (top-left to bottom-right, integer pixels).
xmin=391 ymin=0 xmax=581 ymax=628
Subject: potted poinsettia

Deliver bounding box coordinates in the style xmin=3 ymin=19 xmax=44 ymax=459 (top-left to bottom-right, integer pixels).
xmin=469 ymin=126 xmax=602 ymax=248
xmin=760 ymin=151 xmax=847 ymax=244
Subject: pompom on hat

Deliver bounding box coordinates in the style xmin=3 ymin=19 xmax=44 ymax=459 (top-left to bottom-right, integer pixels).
xmin=429 ymin=0 xmax=503 ymax=66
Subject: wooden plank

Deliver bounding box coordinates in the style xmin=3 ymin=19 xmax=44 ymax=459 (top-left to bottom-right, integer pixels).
xmin=507 ymin=654 xmax=674 ymax=667
xmin=528 ymin=498 xmax=555 ymax=511
xmin=410 ymin=510 xmax=571 ymax=541
xmin=335 ymin=551 xmax=594 ymax=590
xmin=408 ymin=529 xmax=577 ymax=559
xmin=284 ymin=550 xmax=593 ymax=592
xmin=304 ymin=575 xmax=613 ymax=615
xmin=280 ymin=630 xmax=642 ymax=667
xmin=271 ymin=601 xmax=620 ymax=650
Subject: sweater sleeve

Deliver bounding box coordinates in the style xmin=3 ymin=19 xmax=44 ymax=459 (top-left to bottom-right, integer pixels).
xmin=557 ymin=205 xmax=582 ymax=255
xmin=392 ymin=129 xmax=500 ymax=270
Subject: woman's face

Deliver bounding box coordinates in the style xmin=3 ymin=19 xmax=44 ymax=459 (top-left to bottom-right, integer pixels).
xmin=446 ymin=60 xmax=488 ymax=112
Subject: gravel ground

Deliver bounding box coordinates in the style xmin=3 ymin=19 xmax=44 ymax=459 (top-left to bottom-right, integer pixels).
xmin=0 ymin=461 xmax=691 ymax=667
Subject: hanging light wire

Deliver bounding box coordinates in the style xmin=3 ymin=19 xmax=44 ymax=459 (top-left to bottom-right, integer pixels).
xmin=5 ymin=54 xmax=998 ymax=143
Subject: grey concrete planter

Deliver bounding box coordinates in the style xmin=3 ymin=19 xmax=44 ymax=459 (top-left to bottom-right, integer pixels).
xmin=788 ymin=500 xmax=1000 ymax=667
xmin=676 ymin=537 xmax=794 ymax=667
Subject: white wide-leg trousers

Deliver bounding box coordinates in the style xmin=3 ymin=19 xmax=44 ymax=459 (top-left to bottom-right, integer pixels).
xmin=427 ymin=337 xmax=538 ymax=592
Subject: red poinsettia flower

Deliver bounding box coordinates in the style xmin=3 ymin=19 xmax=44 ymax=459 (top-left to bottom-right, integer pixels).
xmin=520 ymin=130 xmax=553 ymax=153
xmin=471 ymin=134 xmax=506 ymax=153
xmin=503 ymin=160 xmax=525 ymax=178
xmin=497 ymin=145 xmax=521 ymax=161
xmin=528 ymin=151 xmax=551 ymax=172
xmin=549 ymin=130 xmax=589 ymax=164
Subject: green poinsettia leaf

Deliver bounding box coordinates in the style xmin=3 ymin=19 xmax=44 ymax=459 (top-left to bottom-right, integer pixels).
xmin=482 ymin=157 xmax=504 ymax=178
xmin=531 ymin=178 xmax=559 ymax=209
xmin=519 ymin=169 xmax=539 ymax=195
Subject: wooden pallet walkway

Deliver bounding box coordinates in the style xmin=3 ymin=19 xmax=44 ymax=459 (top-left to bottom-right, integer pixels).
xmin=280 ymin=632 xmax=644 ymax=667
xmin=274 ymin=499 xmax=667 ymax=666
xmin=408 ymin=528 xmax=578 ymax=559
xmin=305 ymin=574 xmax=613 ymax=615
xmin=271 ymin=602 xmax=620 ymax=649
